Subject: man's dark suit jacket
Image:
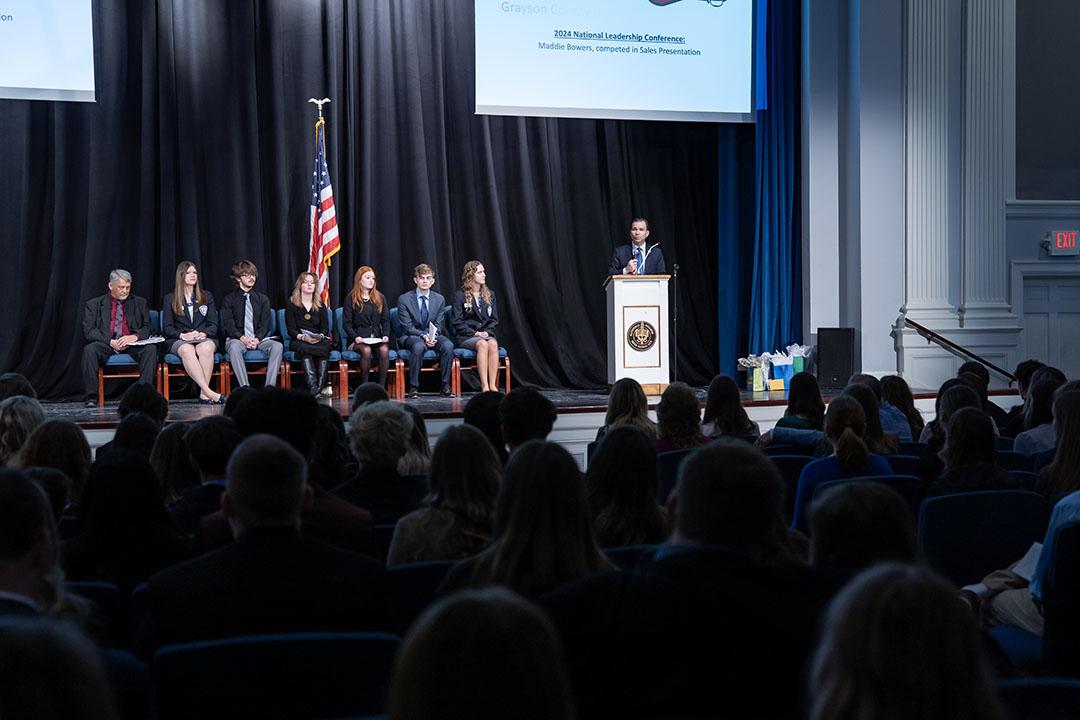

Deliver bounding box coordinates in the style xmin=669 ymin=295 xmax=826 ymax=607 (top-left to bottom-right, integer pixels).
xmin=606 ymin=243 xmax=667 ymax=277
xmin=541 ymin=545 xmax=847 ymax=720
xmin=134 ymin=526 xmax=392 ymax=659
xmin=396 ymin=291 xmax=447 ymax=339
xmin=168 ymin=482 xmax=226 ymax=534
xmin=219 ymin=290 xmax=272 ymax=340
xmin=332 ymin=467 xmax=428 ymax=526
xmin=83 ymin=294 xmax=152 ymax=343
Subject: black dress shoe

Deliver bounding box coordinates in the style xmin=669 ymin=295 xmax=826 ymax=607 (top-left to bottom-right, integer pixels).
xmin=440 ymin=384 xmax=454 ymax=397
xmin=407 ymin=388 xmax=420 ymax=399
xmin=84 ymin=399 xmax=98 ymax=408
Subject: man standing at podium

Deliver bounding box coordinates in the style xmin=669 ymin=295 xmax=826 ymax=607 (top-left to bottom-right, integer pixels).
xmin=607 ymin=218 xmax=667 ymax=276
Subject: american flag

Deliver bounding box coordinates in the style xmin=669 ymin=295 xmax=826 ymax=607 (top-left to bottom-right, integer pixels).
xmin=308 ymin=118 xmax=340 ymax=304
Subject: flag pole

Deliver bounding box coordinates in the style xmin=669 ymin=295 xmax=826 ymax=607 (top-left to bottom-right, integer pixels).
xmin=306 ymin=97 xmax=338 ymax=305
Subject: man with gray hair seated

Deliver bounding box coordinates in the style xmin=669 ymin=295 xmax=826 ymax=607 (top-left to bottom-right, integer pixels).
xmin=81 ymin=269 xmax=157 ymax=407
xmin=135 ymin=434 xmax=392 ymax=658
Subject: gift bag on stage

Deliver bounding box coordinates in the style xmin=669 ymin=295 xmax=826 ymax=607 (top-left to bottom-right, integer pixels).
xmin=771 ymin=355 xmax=795 ymax=388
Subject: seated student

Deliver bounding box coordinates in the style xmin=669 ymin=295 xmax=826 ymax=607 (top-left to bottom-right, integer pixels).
xmin=594 ymin=378 xmax=656 ymax=444
xmin=584 ymin=426 xmax=668 ymax=547
xmin=700 ymin=374 xmax=758 ymax=438
xmin=168 ymin=417 xmax=242 ymax=533
xmin=397 ymin=263 xmax=456 ymax=398
xmin=441 ymin=441 xmax=614 ymax=600
xmin=0 ymin=396 xmax=44 ymax=466
xmin=810 ymin=564 xmax=1005 ymax=720
xmin=464 ymin=391 xmax=509 ymax=465
xmin=342 ymin=265 xmax=392 ymax=389
xmin=792 ymin=396 xmax=894 ymax=531
xmin=881 ymin=374 xmax=925 ymax=440
xmin=135 ymin=434 xmax=392 ymax=658
xmin=1003 ymin=359 xmax=1047 ymax=438
xmin=924 ymin=407 xmax=1019 ymax=498
xmin=0 ymin=373 xmax=36 ymax=401
xmin=843 ymin=382 xmax=900 ymax=455
xmin=106 ymin=412 xmax=160 ymax=460
xmin=388 ymin=588 xmax=575 ymax=720
xmin=14 ymin=420 xmax=92 ymax=513
xmin=911 ymin=383 xmax=983 ymax=484
xmin=452 ymin=261 xmax=501 ymax=393
xmin=958 ymin=359 xmax=1012 ymax=429
xmin=80 ymin=269 xmax=158 ymax=408
xmin=500 ymin=387 xmax=558 ymax=453
xmin=808 ymin=482 xmax=922 ymax=573
xmin=284 ymin=271 xmax=333 ymax=397
xmin=220 ymin=260 xmax=284 ymax=389
xmin=150 ymin=422 xmax=197 ymax=506
xmin=397 ymin=404 xmax=432 ymax=476
xmin=1014 ymin=376 xmax=1064 ymax=456
xmin=543 ymin=441 xmax=843 ymax=720
xmin=162 ymin=261 xmax=223 ymax=404
xmin=775 ymin=371 xmax=825 ymax=431
xmin=388 ymin=424 xmax=500 ymax=566
xmin=654 ymin=382 xmax=709 ymax=453
xmin=1034 ymin=390 xmax=1080 ymax=507
xmin=849 ymin=373 xmax=912 ymax=443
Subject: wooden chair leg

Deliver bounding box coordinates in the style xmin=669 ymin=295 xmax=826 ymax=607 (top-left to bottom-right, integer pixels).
xmin=452 ymin=358 xmax=461 ymax=397
xmin=504 ymin=356 xmax=511 ymax=392
xmin=97 ymin=368 xmax=105 ymax=407
xmin=338 ymin=361 xmax=349 ymax=400
xmin=394 ymin=359 xmax=405 ymax=399
xmin=155 ymin=363 xmax=163 ymax=394
xmin=162 ymin=366 xmax=171 ymax=400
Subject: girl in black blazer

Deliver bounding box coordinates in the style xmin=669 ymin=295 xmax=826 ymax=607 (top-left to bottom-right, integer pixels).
xmin=343 ymin=265 xmax=391 ymax=389
xmin=284 ymin=271 xmax=333 ymax=396
xmin=162 ymin=261 xmax=222 ymax=404
xmin=451 ymin=260 xmax=501 ymax=392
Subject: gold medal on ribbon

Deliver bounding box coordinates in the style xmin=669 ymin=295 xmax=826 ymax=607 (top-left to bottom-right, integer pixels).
xmin=304 ymin=313 xmax=311 ymax=320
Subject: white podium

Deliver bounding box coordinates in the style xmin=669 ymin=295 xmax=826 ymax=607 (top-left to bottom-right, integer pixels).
xmin=604 ymin=274 xmax=671 ymax=395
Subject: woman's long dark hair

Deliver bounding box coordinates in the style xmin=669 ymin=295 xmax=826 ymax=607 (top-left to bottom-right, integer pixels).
xmin=656 ymin=383 xmax=703 ymax=449
xmin=825 ymin=397 xmax=870 ymax=475
xmin=841 ymin=383 xmax=898 ymax=455
xmin=701 ymin=375 xmax=755 ymax=436
xmin=426 ymin=424 xmax=501 ymax=545
xmin=585 ymin=426 xmax=667 ymax=547
xmin=1023 ymin=378 xmax=1062 ymax=432
xmin=940 ymin=407 xmax=996 ymax=471
xmin=1042 ymin=391 xmax=1080 ymax=503
xmin=784 ymin=372 xmax=826 ymax=431
xmin=881 ymin=375 xmax=924 ymax=437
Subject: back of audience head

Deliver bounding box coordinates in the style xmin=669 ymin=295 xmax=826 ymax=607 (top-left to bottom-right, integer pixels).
xmin=1043 ymin=391 xmax=1080 ymax=502
xmin=585 ymin=426 xmax=666 ymax=548
xmin=0 ymin=395 xmax=45 ymax=464
xmin=810 ymin=564 xmax=1004 ymax=720
xmin=76 ymin=449 xmax=176 ymax=556
xmin=784 ymin=372 xmax=826 ymax=430
xmin=937 ymin=384 xmax=982 ymax=436
xmin=958 ymin=370 xmax=989 ymax=405
xmin=824 ymin=396 xmax=870 ymax=474
xmin=475 ymin=440 xmax=611 ymax=598
xmin=881 ymin=375 xmax=924 ymax=436
xmin=308 ymin=404 xmax=352 ymax=490
xmin=848 ymin=373 xmax=883 ymax=402
xmin=388 ymin=588 xmax=574 ymax=720
xmin=117 ymin=382 xmax=168 ymax=424
xmin=0 ymin=616 xmax=120 ymax=720
xmin=398 ymin=404 xmax=432 ymax=476
xmin=604 ymin=378 xmax=657 ymax=439
xmin=110 ymin=412 xmax=160 ymax=459
xmin=14 ymin=420 xmax=91 ymax=509
xmin=149 ymin=422 xmax=198 ymax=505
xmin=809 ymin=483 xmax=921 ymax=572
xmin=500 ymin=387 xmax=557 ymax=450
xmin=222 ymin=385 xmax=255 ymax=418
xmin=957 ymin=360 xmax=991 ymax=388
xmin=464 ymin=391 xmax=508 ymax=463
xmin=0 ymin=469 xmax=62 ymax=612
xmin=656 ymin=382 xmax=703 ymax=449
xmin=941 ymin=407 xmax=996 ymax=471
xmin=0 ymin=372 xmax=36 ymax=401
xmin=231 ymin=387 xmax=320 ymax=459
xmin=1030 ymin=365 xmax=1067 ymax=390
xmin=185 ymin=416 xmax=242 ymax=482
xmin=22 ymin=467 xmax=70 ymax=526
xmin=1024 ymin=377 xmax=1063 ymax=431
xmin=841 ymin=383 xmax=897 ymax=455
xmin=224 ymin=434 xmax=310 ymax=535
xmin=350 ymin=381 xmax=389 ymax=414
xmin=348 ymin=400 xmax=412 ymax=471
xmin=702 ymin=374 xmax=756 ymax=436
xmin=428 ymin=424 xmax=500 ymax=538
xmin=673 ymin=440 xmax=787 ymax=562
xmin=1014 ymin=359 xmax=1045 ymax=398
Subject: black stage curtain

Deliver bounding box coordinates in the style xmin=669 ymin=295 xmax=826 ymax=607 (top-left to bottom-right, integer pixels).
xmin=0 ymin=0 xmax=719 ymax=398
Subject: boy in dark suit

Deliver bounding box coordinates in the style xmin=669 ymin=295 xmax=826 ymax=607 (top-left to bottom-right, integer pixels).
xmin=396 ymin=264 xmax=456 ymax=398
xmin=220 ymin=260 xmax=284 ymax=388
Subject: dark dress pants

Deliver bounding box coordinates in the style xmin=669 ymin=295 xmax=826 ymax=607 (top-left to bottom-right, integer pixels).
xmin=402 ymin=336 xmax=454 ymax=389
xmin=82 ymin=342 xmax=158 ymax=399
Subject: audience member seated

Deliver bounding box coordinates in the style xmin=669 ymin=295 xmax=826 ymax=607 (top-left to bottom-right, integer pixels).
xmin=792 ymin=396 xmax=894 ymax=531
xmin=104 ymin=412 xmax=160 ymax=460
xmin=881 ymin=374 xmax=925 ymax=440
xmin=388 ymin=588 xmax=575 ymax=720
xmin=168 ymin=417 xmax=242 ymax=533
xmin=388 ymin=424 xmax=500 ymax=566
xmin=543 ymin=440 xmax=844 ymax=720
xmin=398 ymin=404 xmax=432 ymax=476
xmin=775 ymin=371 xmax=825 ymax=431
xmin=464 ymin=391 xmax=509 ymax=465
xmin=222 ymin=384 xmax=256 ymax=418
xmin=333 ymin=401 xmax=426 ymax=525
xmin=849 ymin=373 xmax=912 ymax=442
xmin=584 ymin=426 xmax=668 ymax=547
xmin=0 ymin=616 xmax=121 ymax=720
xmin=135 ymin=435 xmax=392 ymax=659
xmin=594 ymin=378 xmax=657 ymax=444
xmin=500 ymin=387 xmax=558 ymax=452
xmin=441 ymin=441 xmax=614 ymax=600
xmin=1034 ymin=391 xmax=1080 ymax=507
xmin=13 ymin=420 xmax=92 ymax=513
xmin=61 ymin=449 xmax=189 ymax=594
xmin=308 ymin=404 xmax=354 ymax=492
xmin=0 ymin=395 xmax=44 ymax=465
xmin=350 ymin=380 xmax=390 ymax=414
xmin=654 ymin=382 xmax=709 ymax=453
xmin=919 ymin=375 xmax=980 ymax=444
xmin=0 ymin=372 xmax=36 ymax=401
xmin=0 ymin=469 xmax=69 ymax=617
xmin=843 ymin=381 xmax=901 ymax=454
xmin=914 ymin=383 xmax=983 ymax=483
xmin=808 ymin=482 xmax=922 ymax=572
xmin=925 ymin=407 xmax=1019 ymax=498
xmin=22 ymin=467 xmax=70 ymax=526
xmin=149 ymin=422 xmax=197 ymax=506
xmin=1014 ymin=377 xmax=1064 ymax=456
xmin=958 ymin=360 xmax=1012 ymax=429
xmin=700 ymin=374 xmax=759 ymax=438
xmin=809 ymin=564 xmax=1005 ymax=720
xmin=1002 ymin=359 xmax=1047 ymax=437
xmin=93 ymin=383 xmax=168 ymax=461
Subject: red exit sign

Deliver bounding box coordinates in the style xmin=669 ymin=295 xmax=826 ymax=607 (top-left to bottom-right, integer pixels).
xmin=1050 ymin=230 xmax=1080 ymax=256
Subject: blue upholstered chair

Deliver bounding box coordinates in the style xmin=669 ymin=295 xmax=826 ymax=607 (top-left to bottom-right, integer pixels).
xmin=656 ymin=448 xmax=697 ymax=503
xmin=220 ymin=310 xmax=287 ymax=394
xmin=96 ymin=309 xmax=163 ymax=406
xmin=813 ymin=475 xmax=924 ymax=518
xmin=884 ymin=454 xmax=922 ymax=476
xmin=386 ymin=561 xmax=456 ymax=632
xmin=998 ymin=678 xmax=1080 ymax=720
xmin=603 ymin=544 xmax=659 ymax=572
xmin=997 ymin=450 xmax=1036 ymax=473
xmin=769 ymin=454 xmax=814 ymax=525
xmin=335 ymin=306 xmax=404 ymax=399
xmin=276 ymin=307 xmax=343 ymax=397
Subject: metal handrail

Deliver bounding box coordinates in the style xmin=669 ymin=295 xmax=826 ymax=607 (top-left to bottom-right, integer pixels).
xmin=903 ymin=318 xmax=1016 ymax=384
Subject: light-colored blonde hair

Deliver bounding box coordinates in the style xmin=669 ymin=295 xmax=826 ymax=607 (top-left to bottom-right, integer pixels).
xmin=461 ymin=260 xmax=492 ymax=307
xmin=289 ymin=272 xmax=323 ymax=310
xmin=171 ymin=261 xmax=206 ymax=314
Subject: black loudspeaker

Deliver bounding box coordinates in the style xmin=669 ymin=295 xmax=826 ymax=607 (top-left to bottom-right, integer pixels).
xmin=815 ymin=328 xmax=855 ymax=389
